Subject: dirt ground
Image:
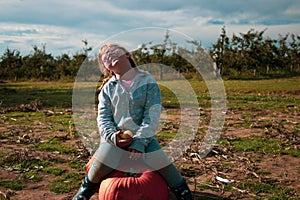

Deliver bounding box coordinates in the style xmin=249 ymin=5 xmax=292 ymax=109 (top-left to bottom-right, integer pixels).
xmin=0 ymin=106 xmax=299 ymax=200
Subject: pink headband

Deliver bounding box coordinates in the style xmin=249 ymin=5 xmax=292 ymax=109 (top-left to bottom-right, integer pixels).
xmin=101 ymin=46 xmax=127 ymax=68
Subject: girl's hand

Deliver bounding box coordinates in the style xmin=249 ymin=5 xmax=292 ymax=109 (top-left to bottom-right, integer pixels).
xmin=128 ymin=149 xmax=145 ymax=160
xmin=116 ymin=131 xmax=133 ymax=148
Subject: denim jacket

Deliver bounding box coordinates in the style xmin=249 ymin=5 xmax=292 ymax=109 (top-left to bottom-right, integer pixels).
xmin=97 ymin=69 xmax=162 ymax=153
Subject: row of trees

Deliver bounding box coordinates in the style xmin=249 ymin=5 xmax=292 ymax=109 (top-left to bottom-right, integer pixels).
xmin=0 ymin=41 xmax=91 ymax=81
xmin=0 ymin=28 xmax=299 ymax=81
xmin=211 ymin=27 xmax=300 ymax=77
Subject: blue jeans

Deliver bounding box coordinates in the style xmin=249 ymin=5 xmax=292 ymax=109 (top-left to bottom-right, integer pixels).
xmin=88 ymin=138 xmax=184 ymax=188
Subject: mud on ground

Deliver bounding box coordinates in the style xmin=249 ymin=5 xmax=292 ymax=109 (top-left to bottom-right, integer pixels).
xmin=0 ymin=105 xmax=299 ymax=200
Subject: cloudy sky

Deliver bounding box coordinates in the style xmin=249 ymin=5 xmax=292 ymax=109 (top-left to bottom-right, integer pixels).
xmin=0 ymin=0 xmax=299 ymax=56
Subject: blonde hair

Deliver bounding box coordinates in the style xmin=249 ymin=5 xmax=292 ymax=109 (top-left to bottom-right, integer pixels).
xmin=97 ymin=43 xmax=137 ymax=91
xmin=98 ymin=43 xmax=132 ymax=76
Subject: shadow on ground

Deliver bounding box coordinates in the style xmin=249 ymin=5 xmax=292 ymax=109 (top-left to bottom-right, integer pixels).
xmin=168 ymin=191 xmax=230 ymax=200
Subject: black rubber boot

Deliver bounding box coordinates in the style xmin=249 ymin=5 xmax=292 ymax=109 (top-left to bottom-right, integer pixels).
xmin=72 ymin=177 xmax=99 ymax=200
xmin=171 ymin=179 xmax=193 ymax=200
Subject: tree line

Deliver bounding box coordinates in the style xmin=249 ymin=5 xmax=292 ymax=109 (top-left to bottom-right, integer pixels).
xmin=0 ymin=28 xmax=299 ymax=81
xmin=210 ymin=27 xmax=300 ymax=78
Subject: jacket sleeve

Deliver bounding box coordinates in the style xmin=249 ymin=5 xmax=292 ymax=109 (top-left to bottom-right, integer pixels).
xmin=129 ymin=81 xmax=162 ymax=153
xmin=97 ymin=88 xmax=118 ymax=145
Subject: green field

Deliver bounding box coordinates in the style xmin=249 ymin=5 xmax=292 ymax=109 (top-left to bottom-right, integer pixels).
xmin=0 ymin=77 xmax=299 ymax=199
xmin=1 ymin=77 xmax=299 ymax=109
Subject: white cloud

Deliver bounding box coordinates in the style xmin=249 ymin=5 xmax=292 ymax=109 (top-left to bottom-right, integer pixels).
xmin=284 ymin=5 xmax=300 ymax=16
xmin=0 ymin=0 xmax=299 ymax=56
xmin=0 ymin=22 xmax=107 ymax=55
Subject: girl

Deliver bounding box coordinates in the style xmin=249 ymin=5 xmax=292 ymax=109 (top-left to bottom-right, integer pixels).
xmin=73 ymin=43 xmax=193 ymax=200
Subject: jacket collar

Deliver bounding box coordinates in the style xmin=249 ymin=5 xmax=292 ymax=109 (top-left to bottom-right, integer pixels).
xmin=109 ymin=68 xmax=148 ymax=83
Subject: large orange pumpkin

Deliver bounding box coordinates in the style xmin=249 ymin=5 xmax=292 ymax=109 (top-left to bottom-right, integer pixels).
xmin=86 ymin=155 xmax=169 ymax=200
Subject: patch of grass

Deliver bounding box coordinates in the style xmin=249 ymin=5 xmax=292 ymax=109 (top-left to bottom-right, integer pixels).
xmin=0 ymin=180 xmax=24 ymax=190
xmin=220 ymin=162 xmax=231 ymax=169
xmin=20 ymin=171 xmax=42 ymax=182
xmin=13 ymin=159 xmax=53 ymax=172
xmin=234 ymin=119 xmax=254 ymax=129
xmin=68 ymin=160 xmax=85 ymax=170
xmin=242 ymin=181 xmax=272 ymax=194
xmin=197 ymin=180 xmax=220 ymax=192
xmin=1 ymin=77 xmax=299 ymax=111
xmin=0 ymin=82 xmax=73 ymax=109
xmin=239 ymin=181 xmax=294 ymax=199
xmin=46 ymin=114 xmax=73 ymax=132
xmin=217 ymin=138 xmax=231 ymax=146
xmin=230 ymin=136 xmax=300 ymax=157
xmin=156 ymin=130 xmax=175 ymax=140
xmin=164 ymin=109 xmax=180 ymax=115
xmin=224 ymin=77 xmax=300 ymax=112
xmin=224 ymin=77 xmax=300 ymax=93
xmin=159 ymin=85 xmax=180 ymax=108
xmin=34 ymin=142 xmax=77 ymax=154
xmin=49 ymin=157 xmax=67 ymax=164
xmin=228 ymin=94 xmax=296 ymax=103
xmin=257 ymin=170 xmax=272 ymax=176
xmin=281 ymin=149 xmax=300 ymax=157
xmin=231 ymin=136 xmax=280 ymax=155
xmin=0 ymin=132 xmax=11 ymax=139
xmin=0 ymin=151 xmax=5 ymax=159
xmin=227 ymin=98 xmax=292 ymax=112
xmin=49 ymin=172 xmax=83 ymax=194
xmin=2 ymin=111 xmax=72 ymax=133
xmin=2 ymin=111 xmax=40 ymax=120
xmin=33 ymin=137 xmax=77 ymax=155
xmin=42 ymin=166 xmax=66 ymax=176
xmin=159 ymin=79 xmax=209 ymax=108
